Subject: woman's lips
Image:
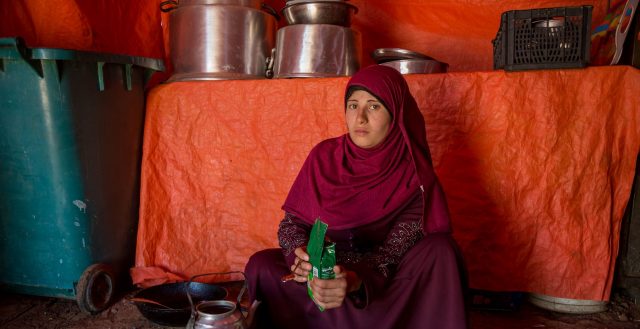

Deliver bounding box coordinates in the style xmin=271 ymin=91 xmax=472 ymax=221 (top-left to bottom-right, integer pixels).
xmin=354 ymin=129 xmax=368 ymax=136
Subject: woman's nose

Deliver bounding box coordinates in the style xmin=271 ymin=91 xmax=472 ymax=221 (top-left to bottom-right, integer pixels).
xmin=356 ymin=106 xmax=367 ymax=123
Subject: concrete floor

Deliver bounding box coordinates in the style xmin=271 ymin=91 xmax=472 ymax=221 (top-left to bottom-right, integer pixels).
xmin=1 ymin=289 xmax=639 ymax=329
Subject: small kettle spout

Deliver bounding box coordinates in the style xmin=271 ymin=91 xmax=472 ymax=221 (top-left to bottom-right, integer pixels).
xmin=245 ymin=300 xmax=262 ymax=329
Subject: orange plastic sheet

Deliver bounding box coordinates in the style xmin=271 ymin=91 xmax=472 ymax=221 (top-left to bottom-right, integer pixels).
xmin=0 ymin=0 xmax=164 ymax=59
xmin=0 ymin=0 xmax=610 ymax=73
xmin=135 ymin=66 xmax=640 ymax=301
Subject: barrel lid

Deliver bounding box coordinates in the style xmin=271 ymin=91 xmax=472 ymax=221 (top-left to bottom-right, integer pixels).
xmin=0 ymin=37 xmax=164 ymax=72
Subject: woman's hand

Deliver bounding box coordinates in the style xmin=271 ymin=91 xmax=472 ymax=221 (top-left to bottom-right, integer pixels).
xmin=308 ymin=265 xmax=362 ymax=310
xmin=291 ymin=247 xmax=312 ymax=283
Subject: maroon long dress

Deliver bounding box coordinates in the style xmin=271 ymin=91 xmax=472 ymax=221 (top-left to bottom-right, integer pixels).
xmin=245 ymin=65 xmax=468 ymax=328
xmin=245 ymin=193 xmax=467 ymax=329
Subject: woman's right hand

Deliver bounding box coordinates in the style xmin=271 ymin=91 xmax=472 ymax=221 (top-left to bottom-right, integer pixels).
xmin=291 ymin=247 xmax=312 ymax=283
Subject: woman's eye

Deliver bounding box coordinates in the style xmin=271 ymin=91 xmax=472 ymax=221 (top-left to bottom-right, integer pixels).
xmin=368 ymin=104 xmax=379 ymax=111
xmin=347 ymin=103 xmax=357 ymax=110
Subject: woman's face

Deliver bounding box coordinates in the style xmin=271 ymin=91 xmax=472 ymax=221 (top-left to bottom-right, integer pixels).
xmin=345 ymin=90 xmax=392 ymax=149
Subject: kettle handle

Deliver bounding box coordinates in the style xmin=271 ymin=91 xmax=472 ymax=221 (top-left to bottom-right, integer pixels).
xmin=186 ymin=271 xmax=247 ymax=313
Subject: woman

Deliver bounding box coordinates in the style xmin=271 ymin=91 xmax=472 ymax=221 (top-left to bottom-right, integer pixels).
xmin=245 ymin=65 xmax=467 ymax=328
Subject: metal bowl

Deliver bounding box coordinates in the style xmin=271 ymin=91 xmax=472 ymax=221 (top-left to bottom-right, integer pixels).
xmin=372 ymin=48 xmax=434 ymax=63
xmin=281 ymin=1 xmax=358 ymax=26
xmin=178 ymin=0 xmax=262 ymax=8
xmin=380 ymin=59 xmax=448 ymax=75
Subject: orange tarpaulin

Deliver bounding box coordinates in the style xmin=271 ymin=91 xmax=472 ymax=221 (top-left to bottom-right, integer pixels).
xmin=135 ymin=66 xmax=640 ymax=301
xmin=1 ymin=0 xmax=610 ymax=72
xmin=0 ymin=0 xmax=165 ymax=59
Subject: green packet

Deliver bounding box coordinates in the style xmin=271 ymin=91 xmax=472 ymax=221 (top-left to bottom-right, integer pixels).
xmin=306 ymin=218 xmax=336 ymax=311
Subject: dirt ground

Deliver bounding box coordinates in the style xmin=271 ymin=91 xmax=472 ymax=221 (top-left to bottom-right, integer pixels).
xmin=1 ymin=288 xmax=639 ymax=329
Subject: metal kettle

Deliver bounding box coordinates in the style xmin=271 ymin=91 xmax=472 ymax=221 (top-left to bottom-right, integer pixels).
xmin=185 ymin=272 xmax=259 ymax=329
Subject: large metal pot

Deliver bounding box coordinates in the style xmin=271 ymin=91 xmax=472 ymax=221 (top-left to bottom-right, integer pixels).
xmin=281 ymin=0 xmax=358 ymax=26
xmin=163 ymin=0 xmax=277 ymax=81
xmin=269 ymin=24 xmax=361 ymax=78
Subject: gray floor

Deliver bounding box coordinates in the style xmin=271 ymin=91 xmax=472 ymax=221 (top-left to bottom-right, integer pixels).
xmin=1 ymin=290 xmax=639 ymax=329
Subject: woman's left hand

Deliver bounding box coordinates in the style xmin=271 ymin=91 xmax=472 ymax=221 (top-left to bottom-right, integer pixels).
xmin=308 ymin=265 xmax=362 ymax=310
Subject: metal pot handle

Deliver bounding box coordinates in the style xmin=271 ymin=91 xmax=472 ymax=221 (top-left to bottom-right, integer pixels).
xmin=160 ymin=0 xmax=179 ymax=12
xmin=265 ymin=48 xmax=276 ymax=79
xmin=186 ymin=271 xmax=247 ymax=315
xmin=261 ymin=3 xmax=280 ymax=20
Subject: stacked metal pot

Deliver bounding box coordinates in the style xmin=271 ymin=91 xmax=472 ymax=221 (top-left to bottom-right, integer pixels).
xmin=372 ymin=48 xmax=449 ymax=75
xmin=267 ymin=0 xmax=362 ymax=78
xmin=162 ymin=0 xmax=278 ymax=81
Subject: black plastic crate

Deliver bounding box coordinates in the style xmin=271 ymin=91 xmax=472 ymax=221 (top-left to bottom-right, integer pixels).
xmin=493 ymin=6 xmax=592 ymax=71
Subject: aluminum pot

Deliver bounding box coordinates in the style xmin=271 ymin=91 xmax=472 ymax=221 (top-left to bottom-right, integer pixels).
xmin=281 ymin=0 xmax=358 ymax=26
xmin=175 ymin=0 xmax=262 ymax=9
xmin=269 ymin=24 xmax=361 ymax=78
xmin=372 ymin=48 xmax=434 ymax=63
xmin=380 ymin=59 xmax=449 ymax=74
xmin=163 ymin=0 xmax=277 ymax=81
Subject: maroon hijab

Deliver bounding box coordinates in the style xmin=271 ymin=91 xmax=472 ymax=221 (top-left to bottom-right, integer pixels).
xmin=283 ymin=65 xmax=451 ymax=233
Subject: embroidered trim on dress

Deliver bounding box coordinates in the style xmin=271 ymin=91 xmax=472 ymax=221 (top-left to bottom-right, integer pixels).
xmin=278 ymin=213 xmax=308 ymax=256
xmin=372 ymin=220 xmax=423 ymax=276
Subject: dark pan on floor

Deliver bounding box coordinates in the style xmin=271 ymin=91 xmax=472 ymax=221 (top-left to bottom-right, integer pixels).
xmin=131 ymin=282 xmax=227 ymax=327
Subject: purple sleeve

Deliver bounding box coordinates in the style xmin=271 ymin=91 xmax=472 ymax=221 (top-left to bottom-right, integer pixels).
xmin=277 ymin=213 xmax=310 ymax=266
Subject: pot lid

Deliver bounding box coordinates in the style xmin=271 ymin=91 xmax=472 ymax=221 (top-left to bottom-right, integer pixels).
xmin=284 ymin=0 xmax=354 ymax=7
xmin=286 ymin=0 xmax=346 ymax=3
xmin=371 ymin=48 xmax=434 ymax=63
xmin=178 ymin=0 xmax=261 ymax=7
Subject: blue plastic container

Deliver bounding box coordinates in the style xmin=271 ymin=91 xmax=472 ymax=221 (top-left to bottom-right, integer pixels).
xmin=0 ymin=38 xmax=163 ymax=313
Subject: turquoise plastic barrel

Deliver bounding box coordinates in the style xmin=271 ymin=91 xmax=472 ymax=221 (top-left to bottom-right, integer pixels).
xmin=0 ymin=38 xmax=163 ymax=313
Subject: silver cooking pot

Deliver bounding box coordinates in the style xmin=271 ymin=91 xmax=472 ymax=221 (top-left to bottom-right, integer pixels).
xmin=268 ymin=24 xmax=362 ymax=78
xmin=173 ymin=0 xmax=262 ymax=9
xmin=161 ymin=0 xmax=277 ymax=81
xmin=380 ymin=59 xmax=449 ymax=74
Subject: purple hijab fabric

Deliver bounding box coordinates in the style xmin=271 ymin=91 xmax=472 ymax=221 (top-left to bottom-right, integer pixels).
xmin=283 ymin=65 xmax=451 ymax=233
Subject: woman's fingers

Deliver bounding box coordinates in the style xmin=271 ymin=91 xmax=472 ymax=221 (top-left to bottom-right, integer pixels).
xmin=291 ymin=258 xmax=312 ymax=282
xmin=311 ymin=276 xmax=347 ymax=290
xmin=291 ymin=258 xmax=312 ymax=275
xmin=289 ymin=246 xmax=311 ymax=282
xmin=293 ymin=247 xmax=309 ymax=261
xmin=309 ymin=276 xmax=348 ymax=309
xmin=333 ymin=265 xmax=346 ymax=279
xmin=306 ymin=268 xmax=362 ymax=309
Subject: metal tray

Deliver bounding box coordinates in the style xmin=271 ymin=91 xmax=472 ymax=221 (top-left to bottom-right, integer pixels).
xmin=372 ymin=48 xmax=433 ymax=63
